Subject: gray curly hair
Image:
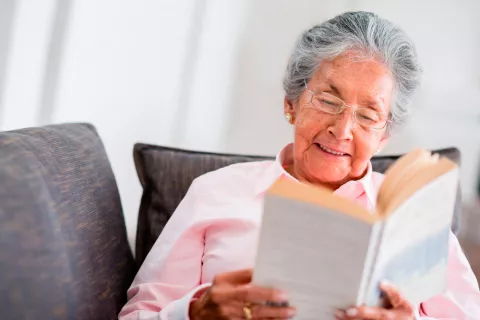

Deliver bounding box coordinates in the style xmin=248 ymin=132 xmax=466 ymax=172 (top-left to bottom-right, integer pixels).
xmin=283 ymin=11 xmax=422 ymax=133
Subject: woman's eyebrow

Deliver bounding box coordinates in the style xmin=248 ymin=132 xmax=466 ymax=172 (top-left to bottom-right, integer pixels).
xmin=312 ymin=83 xmax=342 ymax=98
xmin=362 ymin=98 xmax=381 ymax=106
xmin=329 ymin=84 xmax=341 ymax=96
xmin=361 ymin=98 xmax=386 ymax=112
xmin=314 ymin=83 xmax=387 ymax=111
xmin=319 ymin=83 xmax=341 ymax=96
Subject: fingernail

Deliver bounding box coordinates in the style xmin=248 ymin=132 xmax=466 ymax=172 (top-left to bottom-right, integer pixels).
xmin=287 ymin=308 xmax=296 ymax=316
xmin=275 ymin=290 xmax=289 ymax=301
xmin=380 ymin=280 xmax=393 ymax=288
xmin=334 ymin=310 xmax=345 ymax=318
xmin=346 ymin=308 xmax=358 ymax=316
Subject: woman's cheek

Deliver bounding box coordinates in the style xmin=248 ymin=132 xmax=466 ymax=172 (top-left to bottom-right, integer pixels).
xmin=294 ymin=116 xmax=309 ymax=129
xmin=350 ymin=153 xmax=371 ymax=176
xmin=295 ymin=112 xmax=322 ymax=135
xmin=294 ymin=135 xmax=310 ymax=161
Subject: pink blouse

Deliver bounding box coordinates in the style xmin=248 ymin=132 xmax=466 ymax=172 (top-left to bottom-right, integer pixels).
xmin=119 ymin=144 xmax=480 ymax=319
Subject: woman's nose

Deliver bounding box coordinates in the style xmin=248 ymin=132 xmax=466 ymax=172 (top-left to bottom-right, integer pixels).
xmin=327 ymin=111 xmax=354 ymax=141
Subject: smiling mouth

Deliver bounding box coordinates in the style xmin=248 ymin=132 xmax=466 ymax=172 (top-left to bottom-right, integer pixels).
xmin=315 ymin=143 xmax=350 ymax=157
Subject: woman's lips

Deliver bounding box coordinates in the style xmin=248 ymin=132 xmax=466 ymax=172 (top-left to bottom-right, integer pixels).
xmin=315 ymin=143 xmax=350 ymax=157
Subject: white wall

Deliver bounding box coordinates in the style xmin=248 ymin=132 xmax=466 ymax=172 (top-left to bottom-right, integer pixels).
xmin=1 ymin=0 xmax=479 ymax=248
xmin=223 ymin=0 xmax=480 ymax=199
xmin=0 ymin=0 xmax=57 ymax=129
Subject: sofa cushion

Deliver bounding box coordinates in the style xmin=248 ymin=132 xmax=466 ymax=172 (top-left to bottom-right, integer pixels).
xmin=0 ymin=123 xmax=136 ymax=320
xmin=133 ymin=143 xmax=461 ymax=265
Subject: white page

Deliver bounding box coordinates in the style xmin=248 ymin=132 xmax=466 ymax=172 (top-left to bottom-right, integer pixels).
xmin=364 ymin=169 xmax=459 ymax=307
xmin=253 ymin=196 xmax=377 ymax=319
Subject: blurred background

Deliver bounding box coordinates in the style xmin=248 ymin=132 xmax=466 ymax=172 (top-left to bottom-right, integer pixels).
xmin=0 ymin=0 xmax=479 ymax=247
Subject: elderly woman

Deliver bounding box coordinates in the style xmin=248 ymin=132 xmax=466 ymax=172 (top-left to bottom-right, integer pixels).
xmin=120 ymin=11 xmax=480 ymax=320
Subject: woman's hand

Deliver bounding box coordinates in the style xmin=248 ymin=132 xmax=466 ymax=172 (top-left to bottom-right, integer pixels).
xmin=336 ymin=282 xmax=415 ymax=320
xmin=189 ymin=269 xmax=296 ymax=320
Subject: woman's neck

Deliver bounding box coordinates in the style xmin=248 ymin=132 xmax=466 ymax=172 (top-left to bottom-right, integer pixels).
xmin=284 ymin=164 xmax=368 ymax=191
xmin=283 ymin=165 xmax=336 ymax=191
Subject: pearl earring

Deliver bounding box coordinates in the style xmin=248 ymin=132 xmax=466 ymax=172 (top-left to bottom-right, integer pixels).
xmin=285 ymin=113 xmax=293 ymax=123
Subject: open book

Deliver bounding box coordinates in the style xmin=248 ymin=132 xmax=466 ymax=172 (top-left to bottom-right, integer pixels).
xmin=252 ymin=149 xmax=459 ymax=319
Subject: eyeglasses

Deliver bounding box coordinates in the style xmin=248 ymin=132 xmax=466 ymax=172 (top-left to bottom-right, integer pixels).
xmin=303 ymin=80 xmax=391 ymax=130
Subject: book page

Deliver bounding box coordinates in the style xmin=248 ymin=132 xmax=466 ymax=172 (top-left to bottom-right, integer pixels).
xmin=381 ymin=158 xmax=457 ymax=217
xmin=364 ymin=168 xmax=458 ymax=307
xmin=376 ymin=149 xmax=432 ymax=213
xmin=268 ymin=177 xmax=379 ymax=224
xmin=253 ymin=195 xmax=379 ymax=319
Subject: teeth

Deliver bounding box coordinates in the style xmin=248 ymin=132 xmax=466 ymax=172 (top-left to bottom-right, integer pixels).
xmin=319 ymin=144 xmax=345 ymax=156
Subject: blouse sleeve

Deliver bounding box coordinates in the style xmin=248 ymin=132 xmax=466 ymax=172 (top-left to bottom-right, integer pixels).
xmin=119 ymin=179 xmax=210 ymax=320
xmin=418 ymin=232 xmax=480 ymax=319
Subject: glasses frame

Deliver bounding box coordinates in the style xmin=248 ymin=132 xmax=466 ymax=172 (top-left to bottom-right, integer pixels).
xmin=303 ymin=80 xmax=391 ymax=130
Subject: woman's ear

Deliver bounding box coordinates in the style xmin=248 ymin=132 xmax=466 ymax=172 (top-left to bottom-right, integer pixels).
xmin=284 ymin=97 xmax=295 ymax=121
xmin=377 ymin=136 xmax=390 ymax=153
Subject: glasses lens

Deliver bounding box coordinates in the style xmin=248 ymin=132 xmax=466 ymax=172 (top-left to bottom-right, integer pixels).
xmin=310 ymin=93 xmax=343 ymax=114
xmin=355 ymin=108 xmax=387 ymax=129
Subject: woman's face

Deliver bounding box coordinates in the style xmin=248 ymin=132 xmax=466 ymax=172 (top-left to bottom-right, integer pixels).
xmin=284 ymin=52 xmax=394 ymax=188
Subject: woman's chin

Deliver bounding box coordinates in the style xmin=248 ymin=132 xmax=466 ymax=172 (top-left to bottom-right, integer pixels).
xmin=305 ymin=158 xmax=349 ymax=179
xmin=305 ymin=165 xmax=348 ymax=185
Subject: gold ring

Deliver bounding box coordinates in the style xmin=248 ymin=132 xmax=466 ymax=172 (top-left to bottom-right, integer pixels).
xmin=243 ymin=304 xmax=252 ymax=320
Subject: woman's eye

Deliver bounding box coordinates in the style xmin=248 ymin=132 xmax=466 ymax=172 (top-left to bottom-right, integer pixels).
xmin=359 ymin=114 xmax=379 ymax=123
xmin=321 ymin=100 xmax=336 ymax=106
xmin=311 ymin=95 xmax=341 ymax=111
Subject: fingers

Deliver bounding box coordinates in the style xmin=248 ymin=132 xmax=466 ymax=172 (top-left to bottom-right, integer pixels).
xmin=250 ymin=304 xmax=296 ymax=319
xmin=379 ymin=281 xmax=413 ymax=312
xmin=214 ymin=269 xmax=253 ymax=285
xmin=210 ymin=284 xmax=289 ymax=304
xmin=335 ymin=282 xmax=415 ymax=320
xmin=341 ymin=305 xmax=395 ymax=319
xmin=336 ymin=306 xmax=413 ymax=320
xmin=216 ymin=303 xmax=296 ymax=319
xmin=207 ymin=269 xmax=295 ymax=319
